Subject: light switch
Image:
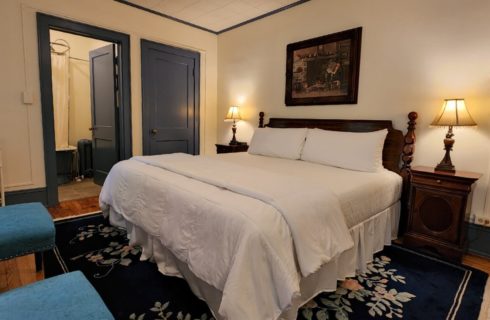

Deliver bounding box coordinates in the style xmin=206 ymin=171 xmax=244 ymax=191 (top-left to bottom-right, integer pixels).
xmin=22 ymin=91 xmax=33 ymax=104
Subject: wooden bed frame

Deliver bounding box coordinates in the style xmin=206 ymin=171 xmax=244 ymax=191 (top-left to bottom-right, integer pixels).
xmin=258 ymin=111 xmax=417 ymax=174
xmin=258 ymin=111 xmax=418 ymax=233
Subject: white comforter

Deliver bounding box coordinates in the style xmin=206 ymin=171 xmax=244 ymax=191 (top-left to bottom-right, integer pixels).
xmin=100 ymin=153 xmax=354 ymax=319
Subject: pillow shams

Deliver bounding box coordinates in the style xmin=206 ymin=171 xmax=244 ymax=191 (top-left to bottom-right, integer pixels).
xmin=248 ymin=127 xmax=308 ymax=160
xmin=301 ymin=128 xmax=388 ymax=172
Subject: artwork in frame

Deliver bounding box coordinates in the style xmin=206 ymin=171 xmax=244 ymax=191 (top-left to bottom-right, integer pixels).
xmin=285 ymin=27 xmax=362 ymax=106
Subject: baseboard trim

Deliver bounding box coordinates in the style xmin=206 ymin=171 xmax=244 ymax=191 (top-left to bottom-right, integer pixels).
xmin=468 ymin=223 xmax=490 ymax=258
xmin=5 ymin=187 xmax=48 ymax=206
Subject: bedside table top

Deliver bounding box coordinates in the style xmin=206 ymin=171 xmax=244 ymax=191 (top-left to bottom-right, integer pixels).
xmin=215 ymin=143 xmax=248 ymax=147
xmin=215 ymin=143 xmax=249 ymax=154
xmin=412 ymin=166 xmax=481 ymax=181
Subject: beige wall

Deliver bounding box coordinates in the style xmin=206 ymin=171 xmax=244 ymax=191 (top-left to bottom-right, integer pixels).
xmin=2 ymin=0 xmax=490 ymax=222
xmin=0 ymin=0 xmax=218 ymax=191
xmin=217 ymin=0 xmax=490 ymax=222
xmin=50 ymin=30 xmax=111 ymax=147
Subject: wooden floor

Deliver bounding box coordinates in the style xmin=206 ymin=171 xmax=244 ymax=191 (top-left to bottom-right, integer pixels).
xmin=48 ymin=195 xmax=100 ymax=219
xmin=464 ymin=254 xmax=490 ymax=274
xmin=0 ymin=254 xmax=44 ymax=293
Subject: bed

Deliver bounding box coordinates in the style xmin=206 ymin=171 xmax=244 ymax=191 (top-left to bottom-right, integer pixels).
xmin=100 ymin=112 xmax=418 ymax=320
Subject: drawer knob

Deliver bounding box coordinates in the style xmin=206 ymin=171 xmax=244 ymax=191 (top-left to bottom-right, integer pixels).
xmin=436 ymin=179 xmax=441 ymax=184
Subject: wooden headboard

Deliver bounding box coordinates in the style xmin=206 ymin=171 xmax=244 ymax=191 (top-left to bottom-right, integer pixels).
xmin=258 ymin=111 xmax=418 ymax=175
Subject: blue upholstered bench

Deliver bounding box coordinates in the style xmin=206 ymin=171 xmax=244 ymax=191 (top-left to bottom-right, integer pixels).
xmin=0 ymin=271 xmax=114 ymax=319
xmin=0 ymin=202 xmax=55 ymax=270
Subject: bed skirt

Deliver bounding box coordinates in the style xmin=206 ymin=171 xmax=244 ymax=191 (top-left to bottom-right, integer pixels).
xmin=108 ymin=201 xmax=400 ymax=320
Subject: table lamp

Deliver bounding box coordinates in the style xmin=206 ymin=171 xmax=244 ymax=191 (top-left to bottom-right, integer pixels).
xmin=225 ymin=106 xmax=242 ymax=145
xmin=431 ymin=99 xmax=476 ymax=172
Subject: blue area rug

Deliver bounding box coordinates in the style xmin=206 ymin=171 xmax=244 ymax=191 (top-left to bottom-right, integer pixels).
xmin=44 ymin=213 xmax=488 ymax=320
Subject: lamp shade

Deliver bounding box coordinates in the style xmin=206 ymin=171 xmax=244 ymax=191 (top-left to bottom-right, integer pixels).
xmin=431 ymin=99 xmax=477 ymax=127
xmin=225 ymin=106 xmax=241 ymax=121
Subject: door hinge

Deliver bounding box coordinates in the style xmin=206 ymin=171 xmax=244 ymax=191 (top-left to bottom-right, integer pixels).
xmin=114 ymin=60 xmax=120 ymax=91
xmin=114 ymin=59 xmax=120 ymax=108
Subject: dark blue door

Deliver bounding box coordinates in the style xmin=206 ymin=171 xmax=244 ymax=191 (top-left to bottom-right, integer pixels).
xmin=141 ymin=40 xmax=200 ymax=155
xmin=89 ymin=44 xmax=119 ymax=185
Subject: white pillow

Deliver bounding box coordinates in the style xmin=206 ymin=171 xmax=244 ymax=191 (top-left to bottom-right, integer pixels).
xmin=248 ymin=127 xmax=308 ymax=160
xmin=301 ymin=128 xmax=388 ymax=172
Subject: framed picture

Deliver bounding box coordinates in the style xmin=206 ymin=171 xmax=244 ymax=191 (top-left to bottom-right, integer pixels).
xmin=285 ymin=27 xmax=362 ymax=106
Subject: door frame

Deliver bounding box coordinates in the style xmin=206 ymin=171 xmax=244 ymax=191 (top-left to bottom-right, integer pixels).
xmin=37 ymin=13 xmax=132 ymax=206
xmin=140 ymin=39 xmax=200 ymax=155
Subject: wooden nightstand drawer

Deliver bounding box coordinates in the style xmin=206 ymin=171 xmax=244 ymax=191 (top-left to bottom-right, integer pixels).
xmin=412 ymin=175 xmax=472 ymax=192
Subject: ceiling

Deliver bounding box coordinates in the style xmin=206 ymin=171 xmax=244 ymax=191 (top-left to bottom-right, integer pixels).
xmin=117 ymin=0 xmax=309 ymax=34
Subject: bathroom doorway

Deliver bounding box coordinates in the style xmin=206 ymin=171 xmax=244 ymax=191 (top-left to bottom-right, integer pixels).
xmin=50 ymin=30 xmax=113 ymax=205
xmin=38 ymin=14 xmax=132 ymax=208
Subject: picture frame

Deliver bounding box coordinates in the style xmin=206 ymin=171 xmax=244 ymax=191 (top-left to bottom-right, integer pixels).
xmin=285 ymin=27 xmax=362 ymax=106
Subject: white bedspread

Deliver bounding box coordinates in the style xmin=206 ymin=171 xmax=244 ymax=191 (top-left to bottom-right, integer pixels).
xmin=218 ymin=153 xmax=403 ymax=228
xmin=100 ymin=153 xmax=354 ymax=319
xmin=133 ymin=153 xmax=353 ymax=276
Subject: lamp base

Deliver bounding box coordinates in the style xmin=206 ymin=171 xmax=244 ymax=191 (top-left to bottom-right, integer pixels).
xmin=435 ymin=162 xmax=455 ymax=173
xmin=435 ymin=130 xmax=455 ymax=173
xmin=229 ymin=121 xmax=240 ymax=145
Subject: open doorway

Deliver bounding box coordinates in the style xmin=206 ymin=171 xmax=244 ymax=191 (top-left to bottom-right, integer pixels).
xmin=49 ymin=30 xmax=113 ymax=206
xmin=37 ymin=14 xmax=132 ymax=210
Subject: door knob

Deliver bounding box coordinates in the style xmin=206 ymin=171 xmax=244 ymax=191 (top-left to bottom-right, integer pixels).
xmin=150 ymin=129 xmax=158 ymax=135
xmin=89 ymin=127 xmax=96 ymax=131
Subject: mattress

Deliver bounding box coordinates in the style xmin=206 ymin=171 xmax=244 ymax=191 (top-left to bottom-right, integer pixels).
xmin=215 ymin=153 xmax=402 ymax=228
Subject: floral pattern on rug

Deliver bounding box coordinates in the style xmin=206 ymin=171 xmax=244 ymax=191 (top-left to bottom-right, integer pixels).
xmin=69 ymin=223 xmax=127 ymax=243
xmin=60 ymin=217 xmax=416 ymax=319
xmin=128 ymin=256 xmax=414 ymax=320
xmin=47 ymin=215 xmax=488 ymax=320
xmin=68 ymin=223 xmax=141 ymax=278
xmin=129 ymin=301 xmax=214 ymax=320
xmin=300 ymin=256 xmax=415 ymax=319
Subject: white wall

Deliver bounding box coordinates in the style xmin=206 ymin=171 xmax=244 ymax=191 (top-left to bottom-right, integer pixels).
xmin=50 ymin=30 xmax=110 ymax=147
xmin=0 ymin=0 xmax=218 ymax=192
xmin=2 ymin=0 xmax=489 ymax=223
xmin=217 ymin=0 xmax=490 ymax=223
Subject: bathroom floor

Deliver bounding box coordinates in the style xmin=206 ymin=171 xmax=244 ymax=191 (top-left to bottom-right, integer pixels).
xmin=49 ymin=178 xmax=102 ymax=219
xmin=58 ymin=178 xmax=101 ymax=202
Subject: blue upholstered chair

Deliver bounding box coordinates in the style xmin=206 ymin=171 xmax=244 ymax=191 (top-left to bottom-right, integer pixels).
xmin=0 ymin=271 xmax=114 ymax=319
xmin=0 ymin=202 xmax=55 ymax=270
xmin=0 ymin=204 xmax=114 ymax=319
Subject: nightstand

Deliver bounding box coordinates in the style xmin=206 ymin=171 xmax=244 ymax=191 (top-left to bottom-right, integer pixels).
xmin=215 ymin=144 xmax=249 ymax=154
xmin=404 ymin=166 xmax=481 ymax=262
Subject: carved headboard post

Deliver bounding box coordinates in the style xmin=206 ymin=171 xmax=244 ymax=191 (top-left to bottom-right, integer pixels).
xmin=259 ymin=112 xmax=265 ymax=128
xmin=399 ymin=111 xmax=418 ymax=235
xmin=400 ymin=112 xmax=418 ymax=176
